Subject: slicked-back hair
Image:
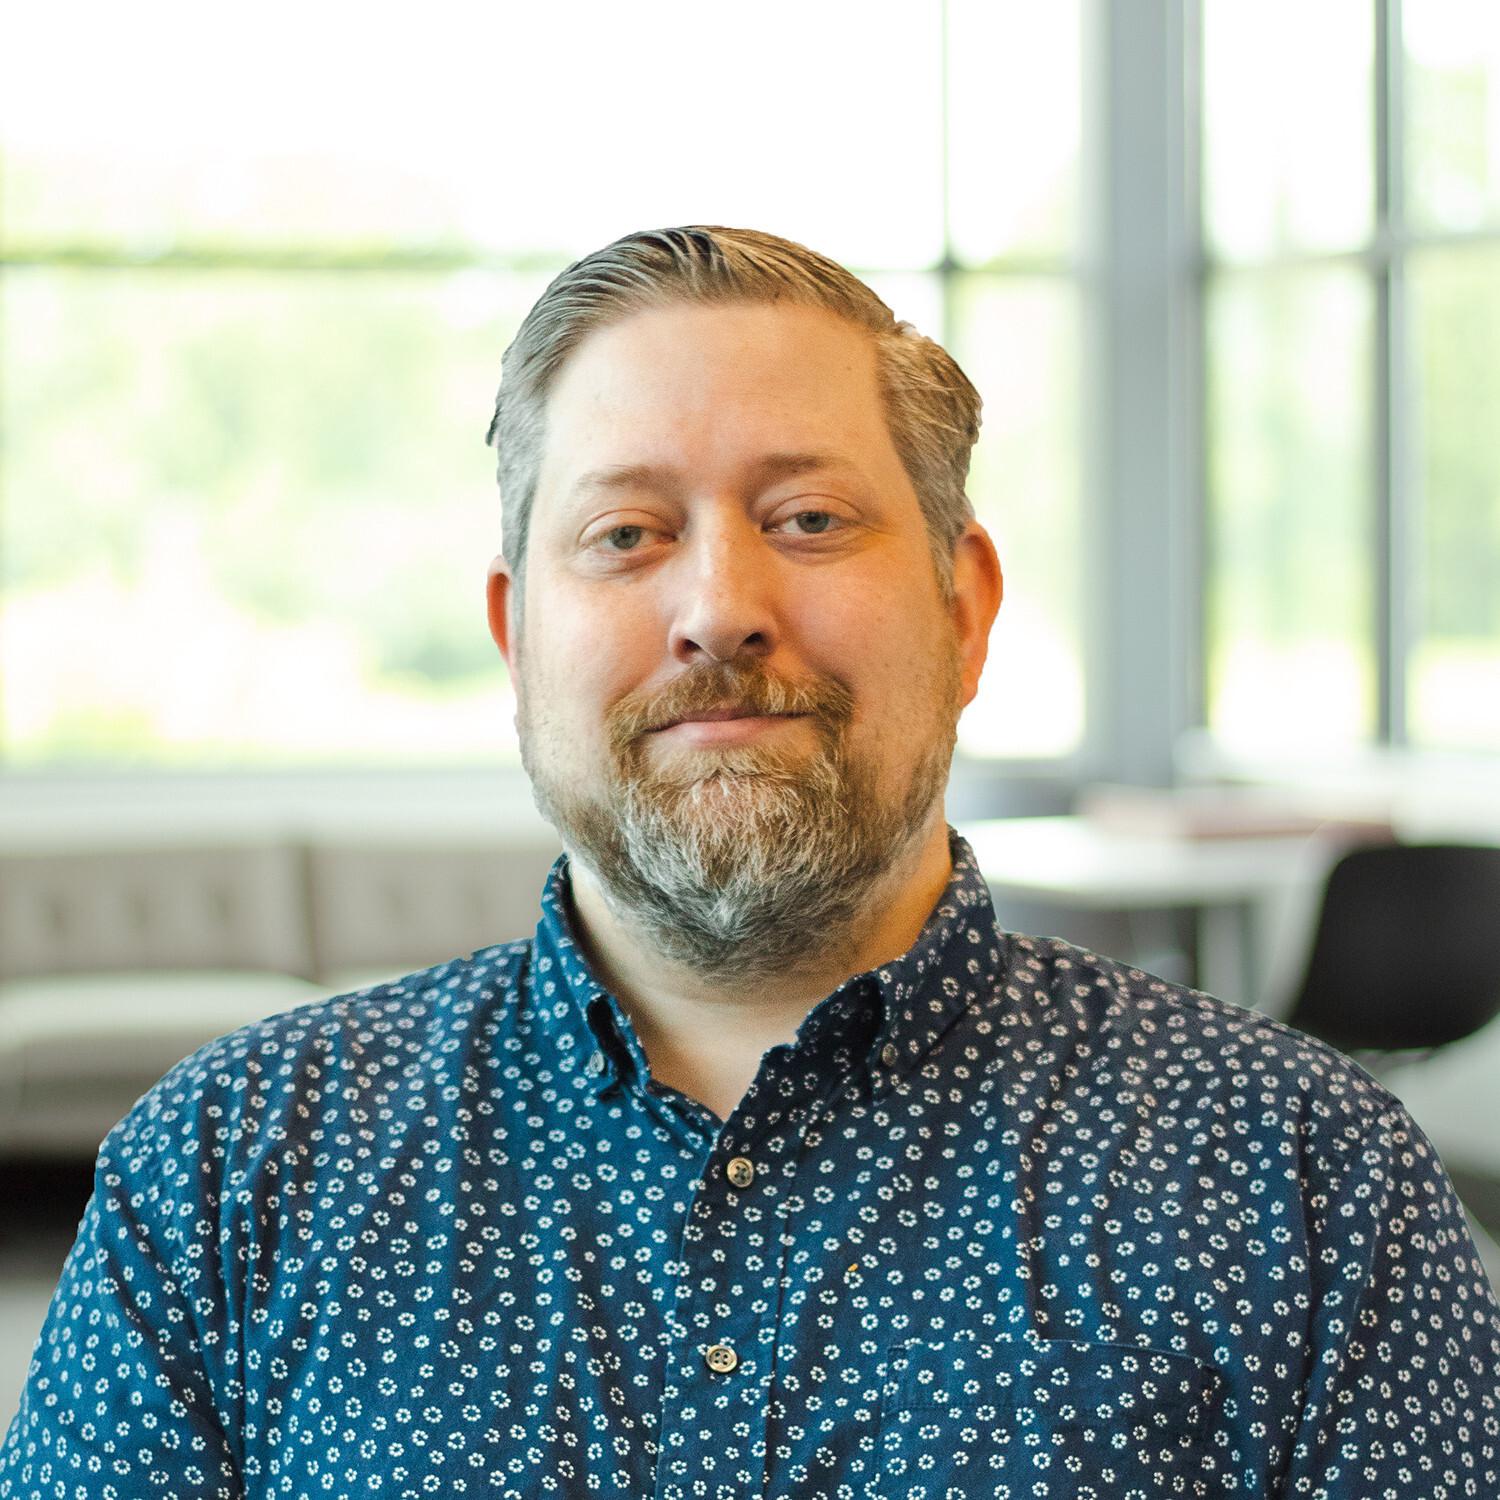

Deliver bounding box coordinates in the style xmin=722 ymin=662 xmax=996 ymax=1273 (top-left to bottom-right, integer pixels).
xmin=484 ymin=226 xmax=982 ymax=607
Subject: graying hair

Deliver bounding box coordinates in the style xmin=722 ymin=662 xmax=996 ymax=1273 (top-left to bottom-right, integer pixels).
xmin=484 ymin=226 xmax=981 ymax=603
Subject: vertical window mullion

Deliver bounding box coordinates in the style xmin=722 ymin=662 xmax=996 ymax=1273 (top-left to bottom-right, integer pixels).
xmin=1375 ymin=0 xmax=1412 ymax=745
xmin=1184 ymin=0 xmax=1208 ymax=738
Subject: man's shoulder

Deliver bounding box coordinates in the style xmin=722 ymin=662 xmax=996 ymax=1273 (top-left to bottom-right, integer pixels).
xmin=192 ymin=934 xmax=534 ymax=1068
xmin=102 ymin=937 xmax=536 ymax=1173
xmin=993 ymin=930 xmax=1406 ymax=1149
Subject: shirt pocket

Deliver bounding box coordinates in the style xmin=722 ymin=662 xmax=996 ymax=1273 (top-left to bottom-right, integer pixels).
xmin=874 ymin=1333 xmax=1222 ymax=1499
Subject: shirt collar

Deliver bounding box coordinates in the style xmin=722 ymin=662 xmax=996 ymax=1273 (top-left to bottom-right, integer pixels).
xmin=530 ymin=859 xmax=644 ymax=1095
xmin=530 ymin=826 xmax=1008 ymax=1098
xmin=856 ymin=826 xmax=1009 ymax=1091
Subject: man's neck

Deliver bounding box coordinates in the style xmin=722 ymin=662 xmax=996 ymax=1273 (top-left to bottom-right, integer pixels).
xmin=565 ymin=814 xmax=955 ymax=1123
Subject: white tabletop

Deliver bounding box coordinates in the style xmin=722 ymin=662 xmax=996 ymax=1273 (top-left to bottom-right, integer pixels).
xmin=958 ymin=815 xmax=1323 ymax=910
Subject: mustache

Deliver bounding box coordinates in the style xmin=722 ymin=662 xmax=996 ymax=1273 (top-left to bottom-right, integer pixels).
xmin=606 ymin=662 xmax=854 ymax=754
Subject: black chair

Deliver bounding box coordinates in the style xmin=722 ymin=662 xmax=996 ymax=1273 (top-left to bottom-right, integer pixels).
xmin=1282 ymin=842 xmax=1500 ymax=1062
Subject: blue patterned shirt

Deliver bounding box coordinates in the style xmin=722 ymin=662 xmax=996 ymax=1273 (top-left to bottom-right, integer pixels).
xmin=4 ymin=829 xmax=1498 ymax=1498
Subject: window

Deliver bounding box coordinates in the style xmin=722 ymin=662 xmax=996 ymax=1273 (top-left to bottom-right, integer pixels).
xmin=1201 ymin=0 xmax=1500 ymax=757
xmin=0 ymin=1 xmax=1090 ymax=770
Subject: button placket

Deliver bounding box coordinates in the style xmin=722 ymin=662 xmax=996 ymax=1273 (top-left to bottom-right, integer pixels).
xmin=654 ymin=1128 xmax=787 ymax=1484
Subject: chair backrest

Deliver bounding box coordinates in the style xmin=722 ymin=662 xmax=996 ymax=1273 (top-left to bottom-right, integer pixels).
xmin=1284 ymin=842 xmax=1500 ymax=1053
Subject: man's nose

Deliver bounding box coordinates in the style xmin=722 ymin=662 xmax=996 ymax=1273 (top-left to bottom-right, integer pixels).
xmin=666 ymin=522 xmax=778 ymax=665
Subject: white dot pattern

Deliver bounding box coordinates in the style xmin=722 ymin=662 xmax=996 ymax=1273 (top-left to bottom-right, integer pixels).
xmin=3 ymin=829 xmax=1498 ymax=1497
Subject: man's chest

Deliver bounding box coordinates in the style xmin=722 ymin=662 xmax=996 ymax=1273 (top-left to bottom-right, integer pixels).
xmin=223 ymin=1076 xmax=1296 ymax=1498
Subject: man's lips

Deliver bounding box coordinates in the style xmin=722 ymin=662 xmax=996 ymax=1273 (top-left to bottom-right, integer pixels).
xmin=648 ymin=708 xmax=810 ymax=745
xmin=654 ymin=707 xmax=805 ymax=731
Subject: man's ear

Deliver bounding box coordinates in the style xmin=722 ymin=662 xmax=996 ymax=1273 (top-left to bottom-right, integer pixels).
xmin=948 ymin=521 xmax=1003 ymax=709
xmin=486 ymin=553 xmax=519 ymax=674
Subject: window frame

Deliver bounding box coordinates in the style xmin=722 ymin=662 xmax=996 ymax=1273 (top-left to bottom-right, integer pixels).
xmin=1192 ymin=0 xmax=1500 ymax=765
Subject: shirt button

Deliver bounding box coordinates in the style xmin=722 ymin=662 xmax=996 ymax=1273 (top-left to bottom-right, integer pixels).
xmin=585 ymin=1050 xmax=606 ymax=1076
xmin=704 ymin=1343 xmax=739 ymax=1375
xmin=725 ymin=1156 xmax=755 ymax=1189
xmin=880 ymin=1042 xmax=899 ymax=1068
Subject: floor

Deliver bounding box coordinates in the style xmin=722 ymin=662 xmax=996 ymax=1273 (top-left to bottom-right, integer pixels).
xmin=4 ymin=1028 xmax=1500 ymax=1437
xmin=0 ymin=1161 xmax=92 ymax=1433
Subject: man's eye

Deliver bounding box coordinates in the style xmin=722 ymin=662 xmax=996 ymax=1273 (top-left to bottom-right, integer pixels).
xmin=601 ymin=525 xmax=646 ymax=550
xmin=780 ymin=510 xmax=838 ymax=535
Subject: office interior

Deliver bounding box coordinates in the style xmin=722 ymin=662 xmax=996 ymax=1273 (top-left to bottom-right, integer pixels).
xmin=3 ymin=0 xmax=1499 ymax=1426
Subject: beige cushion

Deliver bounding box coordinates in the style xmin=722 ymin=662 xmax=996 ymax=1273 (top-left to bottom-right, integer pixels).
xmin=305 ymin=841 xmax=557 ymax=979
xmin=0 ymin=846 xmax=313 ymax=981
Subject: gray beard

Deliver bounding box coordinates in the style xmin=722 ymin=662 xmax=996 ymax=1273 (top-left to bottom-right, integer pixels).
xmin=521 ymin=661 xmax=958 ymax=984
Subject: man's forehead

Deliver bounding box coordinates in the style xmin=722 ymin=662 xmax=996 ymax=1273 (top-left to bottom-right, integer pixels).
xmin=531 ymin=303 xmax=902 ymax=522
xmin=545 ymin=299 xmax=882 ymax=418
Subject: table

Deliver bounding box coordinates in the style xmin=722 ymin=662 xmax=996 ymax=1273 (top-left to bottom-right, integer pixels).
xmin=958 ymin=815 xmax=1341 ymax=1011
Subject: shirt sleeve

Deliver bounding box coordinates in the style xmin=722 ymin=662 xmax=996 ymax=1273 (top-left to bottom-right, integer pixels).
xmin=1276 ymin=1101 xmax=1500 ymax=1498
xmin=0 ymin=1130 xmax=241 ymax=1499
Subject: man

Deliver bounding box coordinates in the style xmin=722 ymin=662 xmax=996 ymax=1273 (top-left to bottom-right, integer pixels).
xmin=2 ymin=226 xmax=1496 ymax=1499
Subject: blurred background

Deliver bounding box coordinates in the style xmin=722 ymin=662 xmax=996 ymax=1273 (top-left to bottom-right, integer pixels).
xmin=2 ymin=0 xmax=1499 ymax=1423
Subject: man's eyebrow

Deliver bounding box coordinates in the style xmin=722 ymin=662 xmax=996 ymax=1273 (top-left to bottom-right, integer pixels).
xmin=745 ymin=451 xmax=868 ymax=483
xmin=568 ymin=462 xmax=678 ymax=500
xmin=567 ymin=451 xmax=869 ymax=502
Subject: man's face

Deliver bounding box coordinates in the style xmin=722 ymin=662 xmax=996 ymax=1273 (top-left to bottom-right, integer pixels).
xmin=488 ymin=299 xmax=996 ymax=978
